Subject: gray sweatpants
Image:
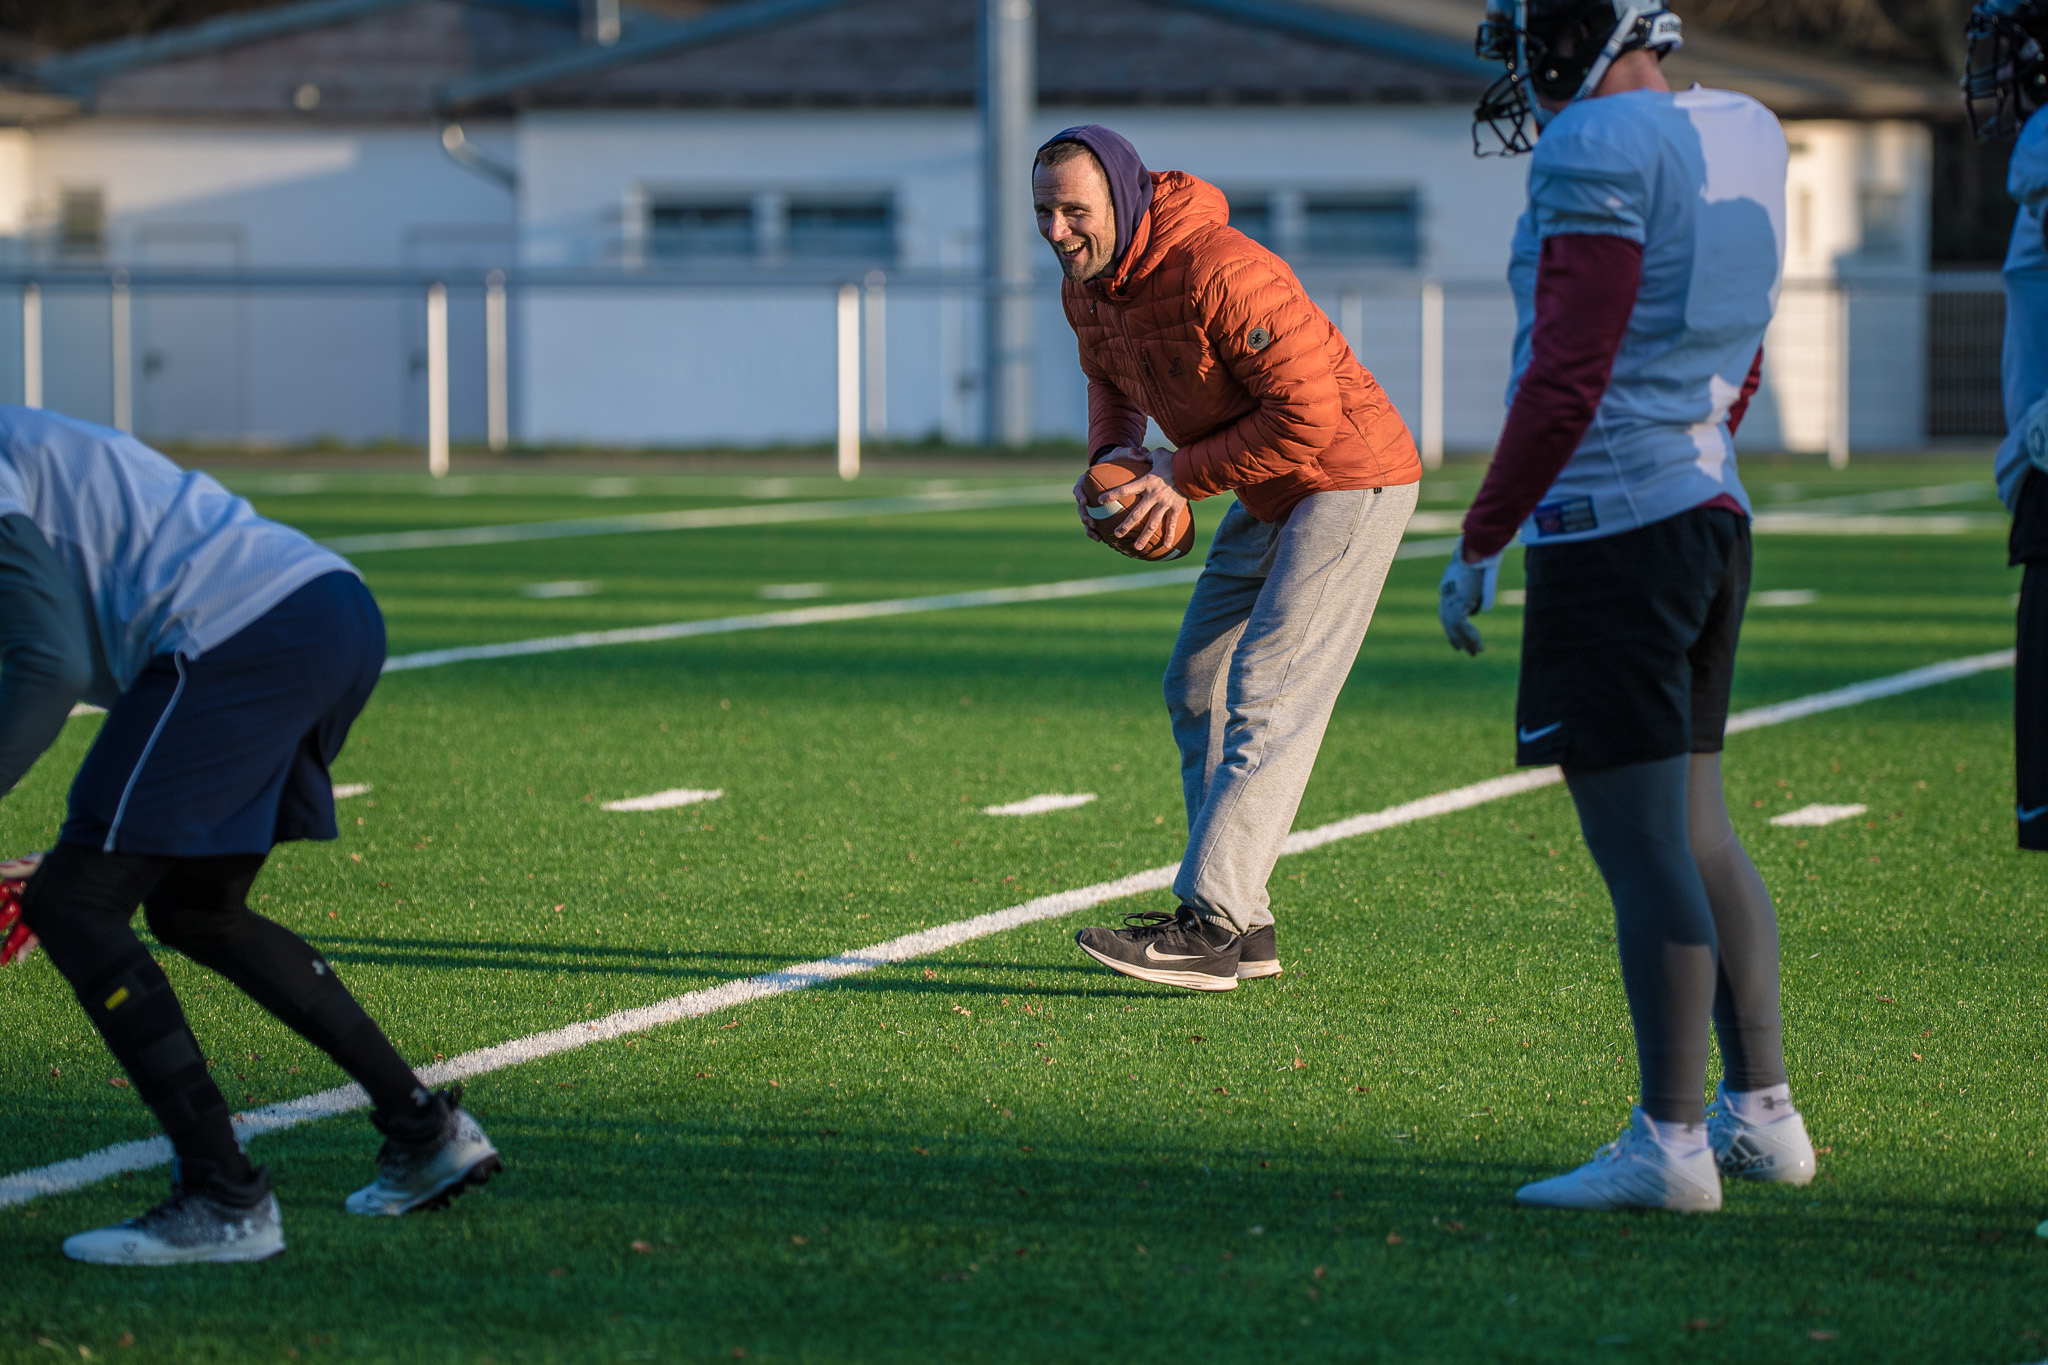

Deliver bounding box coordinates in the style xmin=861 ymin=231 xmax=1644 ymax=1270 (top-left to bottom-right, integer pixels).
xmin=1166 ymin=483 xmax=1417 ymax=932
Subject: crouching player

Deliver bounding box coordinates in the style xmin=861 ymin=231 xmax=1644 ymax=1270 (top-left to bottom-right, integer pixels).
xmin=0 ymin=408 xmax=498 ymax=1263
xmin=1038 ymin=126 xmax=1422 ymax=989
xmin=1443 ymin=0 xmax=1814 ymax=1210
xmin=1962 ymin=0 xmax=2048 ymax=1238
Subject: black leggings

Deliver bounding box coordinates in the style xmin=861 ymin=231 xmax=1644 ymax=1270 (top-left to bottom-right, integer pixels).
xmin=1565 ymin=753 xmax=1788 ymax=1127
xmin=22 ymin=841 xmax=423 ymax=1182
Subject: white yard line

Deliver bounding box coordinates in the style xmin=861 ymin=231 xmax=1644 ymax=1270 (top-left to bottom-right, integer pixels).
xmin=380 ymin=567 xmax=1208 ymax=673
xmin=1749 ymin=512 xmax=2002 ymax=536
xmin=379 ymin=536 xmax=1463 ymax=675
xmin=1771 ymin=803 xmax=1869 ymax=828
xmin=0 ymin=647 xmax=2016 ymax=1209
xmin=322 ymin=485 xmax=1074 ymax=554
xmin=331 ymin=784 xmax=374 ymax=801
xmin=602 ymin=788 xmax=723 ymax=813
xmin=983 ymin=793 xmax=1098 ymax=816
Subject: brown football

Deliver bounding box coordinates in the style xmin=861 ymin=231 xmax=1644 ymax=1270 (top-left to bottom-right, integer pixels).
xmin=1082 ymin=457 xmax=1195 ymax=562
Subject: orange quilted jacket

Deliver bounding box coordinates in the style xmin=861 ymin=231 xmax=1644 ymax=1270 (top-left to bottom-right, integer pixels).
xmin=1062 ymin=172 xmax=1420 ymax=522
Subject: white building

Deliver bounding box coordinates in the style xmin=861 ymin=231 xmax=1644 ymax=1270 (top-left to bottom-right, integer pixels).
xmin=0 ymin=0 xmax=1956 ymax=453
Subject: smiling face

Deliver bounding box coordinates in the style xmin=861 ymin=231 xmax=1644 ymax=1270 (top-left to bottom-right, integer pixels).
xmin=1033 ymin=151 xmax=1117 ymax=283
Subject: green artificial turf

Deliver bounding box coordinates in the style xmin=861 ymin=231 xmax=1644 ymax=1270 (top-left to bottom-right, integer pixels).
xmin=2 ymin=457 xmax=2044 ymax=1363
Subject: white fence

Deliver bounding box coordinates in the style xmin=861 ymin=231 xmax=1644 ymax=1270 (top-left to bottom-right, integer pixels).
xmin=0 ymin=267 xmax=1999 ymax=472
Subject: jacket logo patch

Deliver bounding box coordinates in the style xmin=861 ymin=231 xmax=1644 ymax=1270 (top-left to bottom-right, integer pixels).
xmin=1166 ymin=355 xmax=1183 ymax=377
xmin=1246 ymin=326 xmax=1272 ymax=352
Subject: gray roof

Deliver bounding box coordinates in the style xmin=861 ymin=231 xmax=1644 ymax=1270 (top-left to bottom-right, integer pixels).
xmin=441 ymin=0 xmax=1493 ymax=111
xmin=39 ymin=0 xmax=584 ymax=119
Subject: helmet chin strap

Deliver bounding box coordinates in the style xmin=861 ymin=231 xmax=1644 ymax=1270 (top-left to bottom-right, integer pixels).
xmin=1565 ymin=4 xmax=1646 ymax=110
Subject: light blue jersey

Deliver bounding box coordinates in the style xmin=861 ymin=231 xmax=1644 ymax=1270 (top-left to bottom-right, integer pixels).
xmin=0 ymin=407 xmax=355 ymax=696
xmin=1998 ymin=110 xmax=2048 ymax=511
xmin=1505 ymin=86 xmax=1787 ymax=545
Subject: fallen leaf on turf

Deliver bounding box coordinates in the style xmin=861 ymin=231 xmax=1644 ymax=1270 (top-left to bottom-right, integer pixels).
xmin=719 ymin=1020 xmax=739 ymax=1030
xmin=1292 ymin=1057 xmax=1306 ymax=1070
xmin=1912 ymin=1052 xmax=1923 ymax=1061
xmin=631 ymin=1241 xmax=654 ymax=1253
xmin=695 ymin=1072 xmax=709 ymax=1078
xmin=349 ymin=853 xmax=361 ymax=863
xmin=914 ymin=1146 xmax=930 ymax=1155
xmin=1191 ymin=1035 xmax=1205 ymax=1044
xmin=952 ymin=1005 xmax=972 ymax=1016
xmin=1809 ymin=1331 xmax=1838 ymax=1341
xmin=922 ymin=968 xmax=937 ymax=980
xmin=730 ymin=1351 xmax=746 ymax=1359
xmin=1354 ymin=1085 xmax=1370 ymax=1093
xmin=1386 ymin=1232 xmax=1403 ymax=1245
xmin=118 ymin=1336 xmax=132 ymax=1348
xmin=1313 ymin=1265 xmax=1326 ymax=1279
xmin=1214 ymin=1086 xmax=1229 ymax=1095
xmin=791 ymin=1235 xmax=807 ymax=1245
xmin=768 ymin=1080 xmax=780 ymax=1087
xmin=107 ymin=1077 xmax=128 ymax=1089
xmin=1014 ymin=1248 xmax=1027 ymax=1258
xmin=548 ymin=1267 xmax=566 ymax=1278
xmin=1445 ymin=1221 xmax=1465 ymax=1231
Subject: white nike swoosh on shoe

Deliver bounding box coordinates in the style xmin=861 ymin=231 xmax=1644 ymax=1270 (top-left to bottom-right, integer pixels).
xmin=2020 ymin=804 xmax=2048 ymax=822
xmin=1518 ymin=722 xmax=1563 ymax=743
xmin=1142 ymin=944 xmax=1206 ymax=963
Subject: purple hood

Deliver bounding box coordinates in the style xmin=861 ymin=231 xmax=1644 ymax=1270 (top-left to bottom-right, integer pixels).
xmin=1038 ymin=124 xmax=1154 ymax=272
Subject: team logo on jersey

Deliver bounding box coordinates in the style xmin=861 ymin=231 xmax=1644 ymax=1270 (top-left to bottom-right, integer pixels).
xmin=1533 ymin=496 xmax=1598 ymax=537
xmin=1246 ymin=326 xmax=1272 ymax=352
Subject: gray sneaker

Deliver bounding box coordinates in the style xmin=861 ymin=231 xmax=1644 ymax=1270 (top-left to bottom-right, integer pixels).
xmin=64 ymin=1163 xmax=284 ymax=1266
xmin=1705 ymin=1085 xmax=1816 ymax=1186
xmin=1236 ymin=924 xmax=1282 ymax=979
xmin=1515 ymin=1108 xmax=1723 ymax=1212
xmin=345 ymin=1086 xmax=501 ymax=1217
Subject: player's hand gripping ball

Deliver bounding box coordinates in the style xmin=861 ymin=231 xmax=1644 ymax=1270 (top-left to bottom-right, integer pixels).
xmin=0 ymin=851 xmax=44 ymax=966
xmin=1082 ymin=457 xmax=1195 ymax=562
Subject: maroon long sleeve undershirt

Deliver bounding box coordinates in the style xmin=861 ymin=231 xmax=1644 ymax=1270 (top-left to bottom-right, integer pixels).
xmin=1461 ymin=233 xmax=1644 ymax=560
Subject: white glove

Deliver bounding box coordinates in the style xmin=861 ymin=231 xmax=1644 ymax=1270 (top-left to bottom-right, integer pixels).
xmin=1438 ymin=539 xmax=1502 ymax=656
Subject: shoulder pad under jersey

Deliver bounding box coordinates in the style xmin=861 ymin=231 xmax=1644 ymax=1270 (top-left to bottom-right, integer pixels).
xmin=1528 ymin=95 xmax=1661 ymax=243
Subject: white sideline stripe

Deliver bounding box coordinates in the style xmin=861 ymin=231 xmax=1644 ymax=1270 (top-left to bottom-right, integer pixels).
xmin=1750 ymin=512 xmax=2001 ymax=536
xmin=602 ymin=788 xmax=723 ymax=813
xmin=1771 ymin=803 xmax=1868 ymax=828
xmin=1753 ymin=589 xmax=1818 ymax=607
xmin=380 ymin=566 xmax=1208 ymax=673
xmin=331 ymin=783 xmax=373 ymax=800
xmin=321 ymin=485 xmax=1073 ymax=554
xmin=983 ymin=793 xmax=1098 ymax=816
xmin=0 ymin=647 xmax=2016 ymax=1209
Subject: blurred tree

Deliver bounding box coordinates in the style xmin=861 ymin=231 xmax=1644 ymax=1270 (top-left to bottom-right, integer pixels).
xmin=1681 ymin=0 xmax=1974 ymax=73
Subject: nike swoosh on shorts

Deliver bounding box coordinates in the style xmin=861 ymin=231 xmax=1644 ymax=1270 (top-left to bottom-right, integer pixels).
xmin=1518 ymin=722 xmax=1563 ymax=743
xmin=2020 ymin=804 xmax=2048 ymax=822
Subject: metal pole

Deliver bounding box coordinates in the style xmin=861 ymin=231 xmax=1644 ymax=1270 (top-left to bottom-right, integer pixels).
xmin=1420 ymin=280 xmax=1444 ymax=470
xmin=863 ymin=269 xmax=888 ymax=438
xmin=426 ymin=282 xmax=450 ymax=478
xmin=21 ymin=282 xmax=40 ymax=410
xmin=1829 ymin=282 xmax=1851 ymax=470
xmin=110 ymin=271 xmax=132 ymax=433
xmin=485 ymin=269 xmax=509 ymax=453
xmin=837 ymin=282 xmax=861 ymax=480
xmin=981 ymin=0 xmax=1035 ymax=448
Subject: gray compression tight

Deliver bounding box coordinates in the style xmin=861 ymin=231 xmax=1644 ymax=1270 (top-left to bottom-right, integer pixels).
xmin=1563 ymin=752 xmax=1788 ymax=1126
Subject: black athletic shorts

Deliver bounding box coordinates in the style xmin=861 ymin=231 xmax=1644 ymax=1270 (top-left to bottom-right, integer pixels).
xmin=1515 ymin=505 xmax=1750 ymax=771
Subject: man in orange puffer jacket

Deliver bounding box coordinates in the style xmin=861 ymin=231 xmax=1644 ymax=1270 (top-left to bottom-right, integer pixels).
xmin=1044 ymin=125 xmax=1423 ymax=993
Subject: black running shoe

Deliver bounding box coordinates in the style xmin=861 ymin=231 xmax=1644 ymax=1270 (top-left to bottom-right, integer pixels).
xmin=64 ymin=1162 xmax=284 ymax=1265
xmin=1075 ymin=907 xmax=1241 ymax=991
xmin=1236 ymin=924 xmax=1281 ymax=980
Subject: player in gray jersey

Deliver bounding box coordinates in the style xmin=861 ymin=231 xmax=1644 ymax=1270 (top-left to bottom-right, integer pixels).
xmin=1 ymin=409 xmax=498 ymax=1264
xmin=1442 ymin=0 xmax=1814 ymax=1212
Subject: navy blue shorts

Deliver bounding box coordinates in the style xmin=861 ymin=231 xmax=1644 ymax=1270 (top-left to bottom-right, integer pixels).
xmin=63 ymin=571 xmax=385 ymax=857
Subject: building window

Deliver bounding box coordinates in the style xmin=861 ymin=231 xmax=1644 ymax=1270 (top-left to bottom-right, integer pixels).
xmin=786 ymin=198 xmax=893 ymax=259
xmin=642 ymin=193 xmax=893 ymax=264
xmin=1858 ymin=186 xmax=1908 ymax=260
xmin=647 ymin=199 xmax=754 ymax=260
xmin=1302 ymin=192 xmax=1419 ymax=266
xmin=58 ymin=187 xmax=105 ymax=258
xmin=1226 ymin=193 xmax=1273 ymax=247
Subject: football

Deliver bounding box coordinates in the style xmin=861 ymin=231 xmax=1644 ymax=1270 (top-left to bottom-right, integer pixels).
xmin=1082 ymin=457 xmax=1195 ymax=562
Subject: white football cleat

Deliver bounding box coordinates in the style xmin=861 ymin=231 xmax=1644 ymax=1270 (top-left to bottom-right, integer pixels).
xmin=346 ymin=1086 xmax=501 ymax=1217
xmin=1706 ymin=1085 xmax=1816 ymax=1186
xmin=63 ymin=1164 xmax=284 ymax=1266
xmin=1516 ymin=1107 xmax=1722 ymax=1212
